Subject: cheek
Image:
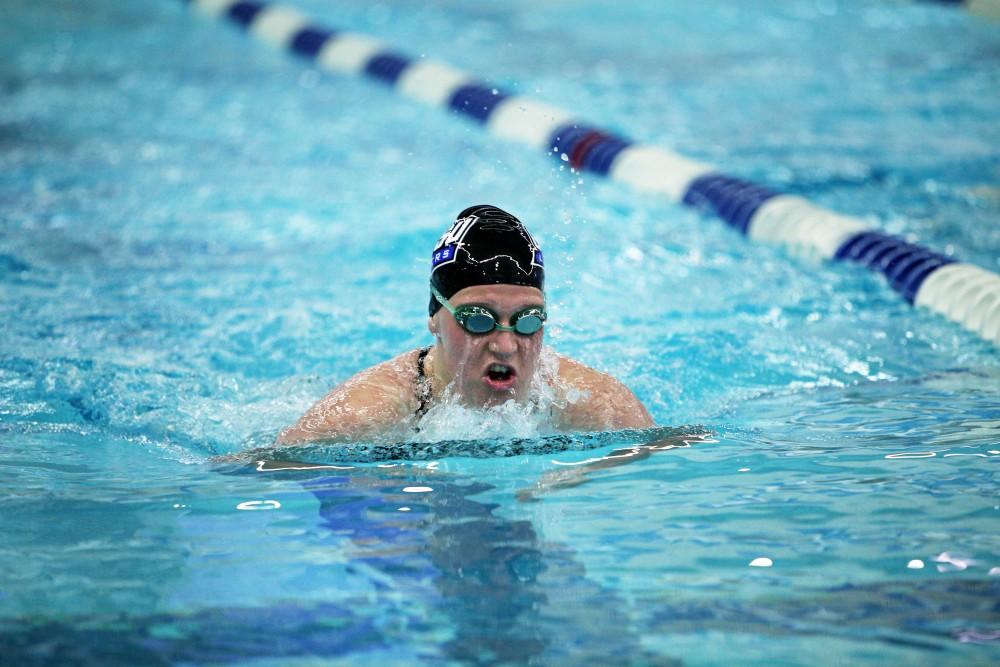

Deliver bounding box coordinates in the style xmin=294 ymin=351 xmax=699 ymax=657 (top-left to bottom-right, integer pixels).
xmin=439 ymin=323 xmax=483 ymax=371
xmin=437 ymin=316 xmax=462 ymax=347
xmin=520 ymin=335 xmax=543 ymax=362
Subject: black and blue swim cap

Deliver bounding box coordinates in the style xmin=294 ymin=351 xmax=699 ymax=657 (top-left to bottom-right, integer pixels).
xmin=429 ymin=205 xmax=544 ymax=316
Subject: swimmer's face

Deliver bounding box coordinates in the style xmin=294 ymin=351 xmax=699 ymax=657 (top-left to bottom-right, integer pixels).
xmin=429 ymin=284 xmax=545 ymax=407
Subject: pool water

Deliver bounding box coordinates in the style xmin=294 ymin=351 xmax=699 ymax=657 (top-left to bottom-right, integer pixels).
xmin=2 ymin=0 xmax=999 ymax=664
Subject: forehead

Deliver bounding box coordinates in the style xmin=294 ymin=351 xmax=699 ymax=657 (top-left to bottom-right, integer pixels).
xmin=449 ymin=284 xmax=544 ymax=307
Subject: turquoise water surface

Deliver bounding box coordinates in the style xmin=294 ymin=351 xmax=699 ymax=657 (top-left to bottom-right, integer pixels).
xmin=1 ymin=1 xmax=998 ymax=664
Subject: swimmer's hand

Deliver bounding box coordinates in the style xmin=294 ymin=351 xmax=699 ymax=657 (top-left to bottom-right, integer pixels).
xmin=516 ymin=429 xmax=713 ymax=502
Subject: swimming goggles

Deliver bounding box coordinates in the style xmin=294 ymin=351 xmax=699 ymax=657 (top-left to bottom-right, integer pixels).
xmin=430 ymin=285 xmax=546 ymax=335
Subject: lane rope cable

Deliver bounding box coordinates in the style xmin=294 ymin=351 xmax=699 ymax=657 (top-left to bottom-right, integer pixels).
xmin=182 ymin=0 xmax=1000 ymax=348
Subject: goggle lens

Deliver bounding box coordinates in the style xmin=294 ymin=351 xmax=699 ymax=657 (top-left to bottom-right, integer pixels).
xmin=462 ymin=310 xmax=497 ymax=334
xmin=454 ymin=306 xmax=545 ymax=336
xmin=513 ymin=312 xmax=544 ymax=335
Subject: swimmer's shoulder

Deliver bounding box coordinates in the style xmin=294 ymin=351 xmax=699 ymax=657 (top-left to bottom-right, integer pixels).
xmin=551 ymin=353 xmax=623 ymax=393
xmin=276 ymin=348 xmax=425 ymax=445
xmin=313 ymin=348 xmax=422 ymax=404
xmin=353 ymin=348 xmax=425 ymax=391
xmin=552 ymin=353 xmax=654 ymax=431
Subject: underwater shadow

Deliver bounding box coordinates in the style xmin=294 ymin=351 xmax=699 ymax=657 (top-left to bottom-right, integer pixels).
xmin=0 ymin=444 xmax=680 ymax=666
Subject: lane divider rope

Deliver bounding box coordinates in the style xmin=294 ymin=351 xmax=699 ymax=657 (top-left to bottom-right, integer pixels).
xmin=183 ymin=0 xmax=1000 ymax=347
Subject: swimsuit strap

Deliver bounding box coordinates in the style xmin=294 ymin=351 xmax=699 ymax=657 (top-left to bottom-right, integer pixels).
xmin=415 ymin=346 xmax=433 ymax=417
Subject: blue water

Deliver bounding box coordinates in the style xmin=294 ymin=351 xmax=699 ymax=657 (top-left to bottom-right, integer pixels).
xmin=1 ymin=0 xmax=999 ymax=664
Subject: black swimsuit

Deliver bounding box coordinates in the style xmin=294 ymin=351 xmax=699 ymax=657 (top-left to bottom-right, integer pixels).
xmin=415 ymin=346 xmax=432 ymax=417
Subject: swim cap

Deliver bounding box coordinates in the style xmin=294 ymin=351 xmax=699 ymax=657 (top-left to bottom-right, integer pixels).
xmin=429 ymin=205 xmax=544 ymax=316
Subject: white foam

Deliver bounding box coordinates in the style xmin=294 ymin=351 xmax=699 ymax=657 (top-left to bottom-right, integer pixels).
xmin=410 ymin=347 xmax=568 ymax=443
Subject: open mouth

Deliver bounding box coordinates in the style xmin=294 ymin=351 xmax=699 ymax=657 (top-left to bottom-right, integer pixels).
xmin=484 ymin=363 xmax=517 ymax=390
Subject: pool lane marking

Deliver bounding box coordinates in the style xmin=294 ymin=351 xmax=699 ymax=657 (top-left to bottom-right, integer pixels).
xmin=183 ymin=0 xmax=1000 ymax=347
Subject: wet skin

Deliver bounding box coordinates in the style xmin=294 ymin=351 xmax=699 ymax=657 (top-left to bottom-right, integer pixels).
xmin=276 ymin=286 xmax=653 ymax=444
xmin=427 ymin=284 xmax=545 ymax=408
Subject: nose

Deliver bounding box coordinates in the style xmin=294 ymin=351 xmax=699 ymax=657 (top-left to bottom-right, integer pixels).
xmin=487 ymin=329 xmax=518 ymax=357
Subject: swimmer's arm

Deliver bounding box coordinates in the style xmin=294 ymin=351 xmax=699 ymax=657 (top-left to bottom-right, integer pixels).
xmin=553 ymin=356 xmax=654 ymax=431
xmin=276 ymin=354 xmax=416 ymax=445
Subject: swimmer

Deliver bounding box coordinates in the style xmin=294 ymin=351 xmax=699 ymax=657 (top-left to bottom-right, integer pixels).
xmin=277 ymin=204 xmax=654 ymax=445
